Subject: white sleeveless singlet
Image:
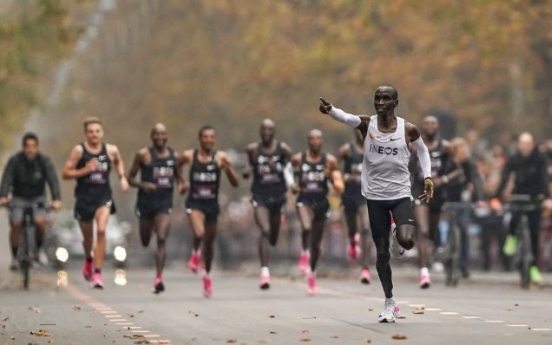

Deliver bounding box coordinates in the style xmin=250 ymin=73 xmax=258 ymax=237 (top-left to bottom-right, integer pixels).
xmin=361 ymin=115 xmax=412 ymax=200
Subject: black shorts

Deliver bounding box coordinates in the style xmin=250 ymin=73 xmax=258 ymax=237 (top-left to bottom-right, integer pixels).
xmin=366 ymin=197 xmax=416 ymax=239
xmin=74 ymin=198 xmax=116 ymax=222
xmin=185 ymin=201 xmax=219 ymax=225
xmin=251 ymin=194 xmax=286 ymax=217
xmin=342 ymin=194 xmax=366 ymax=215
xmin=297 ymin=197 xmax=330 ymax=221
xmin=135 ymin=205 xmax=172 ymax=221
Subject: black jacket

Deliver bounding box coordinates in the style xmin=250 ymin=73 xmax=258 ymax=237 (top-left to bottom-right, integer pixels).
xmin=445 ymin=159 xmax=485 ymax=202
xmin=0 ymin=152 xmax=61 ymax=200
xmin=495 ymin=148 xmax=549 ymax=199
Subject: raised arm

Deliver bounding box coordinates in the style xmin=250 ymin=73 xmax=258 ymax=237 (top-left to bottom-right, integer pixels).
xmin=406 ymin=123 xmax=433 ymax=201
xmin=327 ymin=154 xmax=344 ymax=194
xmin=319 ymin=97 xmax=371 ymax=139
xmin=219 ymin=151 xmax=239 ymax=187
xmin=108 ymin=144 xmax=129 ymax=192
xmin=62 ymin=145 xmax=90 ymax=180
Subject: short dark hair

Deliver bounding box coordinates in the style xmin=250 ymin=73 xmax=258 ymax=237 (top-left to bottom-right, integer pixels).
xmin=84 ymin=116 xmax=102 ymax=130
xmin=377 ymin=84 xmax=399 ymax=100
xmin=198 ymin=125 xmax=214 ymax=138
xmin=22 ymin=132 xmax=39 ymax=147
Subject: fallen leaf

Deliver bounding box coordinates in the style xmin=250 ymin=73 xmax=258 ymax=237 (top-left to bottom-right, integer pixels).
xmin=31 ymin=329 xmax=52 ymax=337
xmin=2 ymin=317 xmax=8 ymax=322
xmin=28 ymin=307 xmax=42 ymax=314
xmin=124 ymin=334 xmax=146 ymax=340
xmin=138 ymin=310 xmax=144 ymax=314
xmin=269 ymin=315 xmax=275 ymax=318
xmin=515 ymin=304 xmax=519 ymax=307
xmin=364 ymin=339 xmax=372 ymax=344
xmin=300 ymin=337 xmax=311 ymax=342
xmin=11 ymin=335 xmax=15 ymax=340
xmin=128 ymin=314 xmax=134 ymax=318
xmin=85 ymin=326 xmax=92 ymax=329
xmin=269 ymin=331 xmax=277 ymax=334
xmin=397 ymin=316 xmax=407 ymax=319
xmin=301 ymin=330 xmax=310 ymax=334
xmin=227 ymin=339 xmax=237 ymax=343
xmin=73 ymin=306 xmax=81 ymax=311
xmin=134 ymin=340 xmax=150 ymax=344
xmin=330 ymin=335 xmax=339 ymax=339
xmin=392 ymin=334 xmax=407 ymax=340
xmin=368 ymin=309 xmax=373 ymax=312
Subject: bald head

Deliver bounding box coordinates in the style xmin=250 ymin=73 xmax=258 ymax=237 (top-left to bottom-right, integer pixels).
xmin=518 ymin=132 xmax=535 ymax=156
xmin=308 ymin=129 xmax=323 ymax=153
xmin=260 ymin=119 xmax=276 ymax=144
xmin=151 ymin=123 xmax=168 ymax=149
xmin=376 ymin=85 xmax=398 ymax=100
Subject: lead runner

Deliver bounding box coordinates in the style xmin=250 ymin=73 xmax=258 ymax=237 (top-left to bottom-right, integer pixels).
xmin=319 ymin=85 xmax=434 ymax=323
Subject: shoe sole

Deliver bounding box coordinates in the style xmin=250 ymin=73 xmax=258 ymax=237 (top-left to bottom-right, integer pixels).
xmin=153 ymin=284 xmax=165 ymax=294
xmin=420 ymin=282 xmax=431 ymax=289
xmin=93 ymin=284 xmax=104 ymax=289
xmin=378 ymin=317 xmax=396 ymax=323
xmin=360 ymin=278 xmax=371 ymax=285
xmin=260 ymin=283 xmax=270 ymax=290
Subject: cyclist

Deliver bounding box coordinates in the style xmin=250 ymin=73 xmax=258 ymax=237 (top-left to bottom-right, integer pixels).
xmin=492 ymin=132 xmax=549 ymax=284
xmin=0 ymin=132 xmax=62 ymax=269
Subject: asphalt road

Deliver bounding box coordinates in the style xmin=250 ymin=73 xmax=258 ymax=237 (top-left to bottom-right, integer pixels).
xmin=0 ymin=264 xmax=551 ymax=345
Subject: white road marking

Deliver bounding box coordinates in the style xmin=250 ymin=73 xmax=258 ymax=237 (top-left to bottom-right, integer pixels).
xmin=131 ymin=330 xmax=151 ymax=333
xmin=105 ymin=315 xmax=123 ymax=318
xmin=116 ymin=323 xmax=133 ymax=325
xmin=110 ymin=319 xmax=127 ymax=322
xmin=127 ymin=326 xmax=142 ymax=329
xmin=101 ymin=310 xmax=117 ymax=314
xmin=485 ymin=320 xmax=505 ymax=323
xmin=144 ymin=334 xmax=161 ymax=338
xmin=463 ymin=316 xmax=481 ymax=319
xmin=507 ymin=325 xmax=528 ymax=327
xmin=425 ymin=308 xmax=442 ymax=311
xmin=440 ymin=312 xmax=459 ymax=315
xmin=531 ymin=328 xmax=551 ymax=331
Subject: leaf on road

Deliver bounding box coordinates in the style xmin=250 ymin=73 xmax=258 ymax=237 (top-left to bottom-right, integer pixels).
xmin=412 ymin=305 xmax=425 ymax=314
xmin=30 ymin=329 xmax=52 ymax=337
xmin=2 ymin=317 xmax=8 ymax=322
xmin=73 ymin=305 xmax=81 ymax=311
xmin=392 ymin=334 xmax=407 ymax=340
xmin=330 ymin=335 xmax=339 ymax=339
xmin=227 ymin=339 xmax=237 ymax=343
xmin=138 ymin=310 xmax=144 ymax=314
xmin=397 ymin=316 xmax=407 ymax=319
xmin=128 ymin=314 xmax=134 ymax=318
xmin=125 ymin=334 xmax=146 ymax=340
xmin=300 ymin=337 xmax=311 ymax=342
xmin=364 ymin=339 xmax=372 ymax=344
xmin=269 ymin=331 xmax=277 ymax=334
xmin=269 ymin=315 xmax=275 ymax=318
xmin=368 ymin=309 xmax=373 ymax=312
xmin=301 ymin=330 xmax=309 ymax=334
xmin=29 ymin=306 xmax=42 ymax=314
xmin=134 ymin=340 xmax=150 ymax=344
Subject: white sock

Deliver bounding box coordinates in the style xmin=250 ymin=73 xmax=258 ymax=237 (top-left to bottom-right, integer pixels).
xmin=309 ymin=270 xmax=316 ymax=277
xmin=302 ymin=249 xmax=310 ymax=256
xmin=204 ymin=271 xmax=210 ymax=278
xmin=386 ymin=297 xmax=395 ymax=304
xmin=261 ymin=266 xmax=270 ymax=277
xmin=421 ymin=267 xmax=429 ymax=275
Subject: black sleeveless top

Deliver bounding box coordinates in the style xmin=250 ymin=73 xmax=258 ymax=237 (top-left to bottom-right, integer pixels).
xmin=298 ymin=152 xmax=328 ymax=201
xmin=251 ymin=141 xmax=288 ymax=197
xmin=75 ymin=143 xmax=112 ymax=202
xmin=187 ymin=150 xmax=220 ymax=203
xmin=138 ymin=147 xmax=176 ymax=203
xmin=411 ymin=139 xmax=451 ymax=182
xmin=343 ymin=143 xmax=363 ymax=198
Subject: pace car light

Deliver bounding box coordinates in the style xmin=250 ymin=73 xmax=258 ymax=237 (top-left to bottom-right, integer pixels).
xmin=113 ymin=246 xmax=127 ymax=262
xmin=55 ymin=247 xmax=69 ymax=263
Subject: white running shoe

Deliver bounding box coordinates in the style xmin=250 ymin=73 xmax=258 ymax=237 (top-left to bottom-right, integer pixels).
xmin=378 ymin=298 xmax=400 ymax=323
xmin=390 ymin=224 xmax=405 ymax=260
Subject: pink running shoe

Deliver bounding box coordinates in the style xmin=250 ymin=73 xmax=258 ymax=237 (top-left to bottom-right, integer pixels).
xmin=298 ymin=252 xmax=310 ymax=276
xmin=307 ymin=274 xmax=317 ymax=296
xmin=92 ymin=272 xmax=104 ymax=289
xmin=360 ymin=268 xmax=372 ymax=285
xmin=82 ymin=260 xmax=93 ymax=282
xmin=419 ymin=272 xmax=431 ymax=289
xmin=153 ymin=276 xmax=165 ymax=294
xmin=348 ymin=234 xmax=361 ymax=262
xmin=259 ymin=274 xmax=270 ymax=290
xmin=203 ymin=275 xmax=213 ymax=298
xmin=187 ymin=252 xmax=201 ymax=274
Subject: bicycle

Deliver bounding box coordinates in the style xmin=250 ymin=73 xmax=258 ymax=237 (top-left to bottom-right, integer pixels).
xmin=4 ymin=202 xmax=49 ymax=290
xmin=506 ymin=194 xmax=540 ymax=290
xmin=441 ymin=202 xmax=471 ymax=286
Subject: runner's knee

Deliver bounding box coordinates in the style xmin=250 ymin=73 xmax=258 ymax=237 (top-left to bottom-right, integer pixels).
xmin=397 ymin=224 xmax=415 ymax=250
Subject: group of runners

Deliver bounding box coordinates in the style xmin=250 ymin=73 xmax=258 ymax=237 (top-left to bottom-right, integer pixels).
xmin=1 ymin=85 xmax=549 ymax=323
